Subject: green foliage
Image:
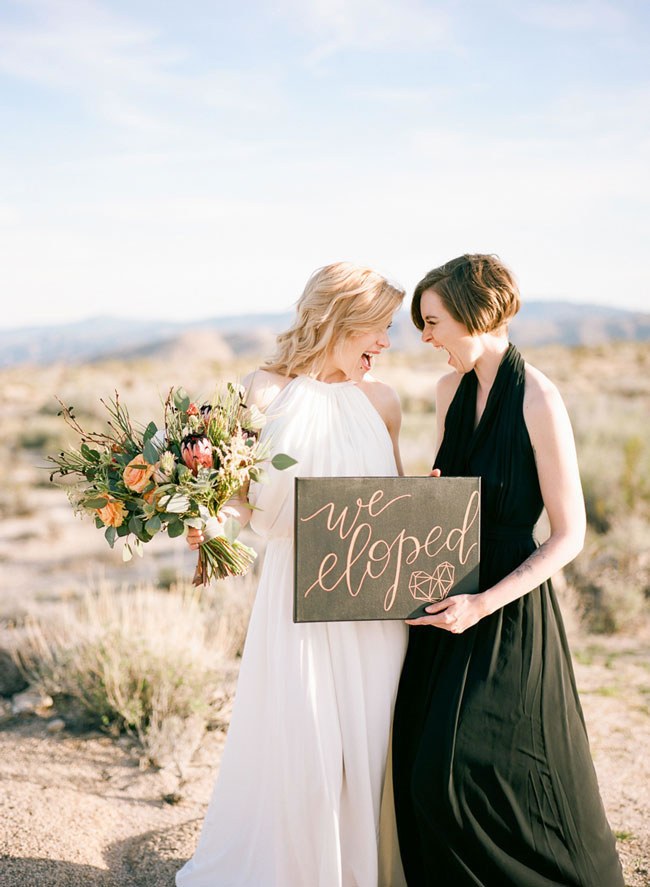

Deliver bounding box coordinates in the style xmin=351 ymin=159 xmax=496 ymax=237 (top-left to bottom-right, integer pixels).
xmin=271 ymin=453 xmax=298 ymax=470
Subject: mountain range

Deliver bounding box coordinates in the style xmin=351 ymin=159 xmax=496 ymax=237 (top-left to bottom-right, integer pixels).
xmin=1 ymin=302 xmax=649 ymax=368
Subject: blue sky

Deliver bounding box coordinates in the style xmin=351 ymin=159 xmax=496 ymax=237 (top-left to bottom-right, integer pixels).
xmin=1 ymin=0 xmax=648 ymax=328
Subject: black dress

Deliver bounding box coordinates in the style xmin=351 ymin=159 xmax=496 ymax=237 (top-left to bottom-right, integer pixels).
xmin=392 ymin=344 xmax=623 ymax=887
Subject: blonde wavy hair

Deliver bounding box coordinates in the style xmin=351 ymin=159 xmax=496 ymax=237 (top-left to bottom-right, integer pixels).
xmin=263 ymin=263 xmax=405 ymax=377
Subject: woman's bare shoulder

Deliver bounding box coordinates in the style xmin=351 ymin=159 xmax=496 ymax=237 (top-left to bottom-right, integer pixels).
xmin=522 ymin=362 xmax=570 ymax=436
xmin=358 ymin=375 xmax=400 ymax=408
xmin=243 ymin=369 xmax=293 ymax=411
xmin=523 ymin=363 xmax=563 ymax=412
xmin=357 ymin=375 xmax=401 ymax=426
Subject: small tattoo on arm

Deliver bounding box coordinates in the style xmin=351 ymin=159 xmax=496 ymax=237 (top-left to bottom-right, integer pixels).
xmin=512 ymin=543 xmax=548 ymax=580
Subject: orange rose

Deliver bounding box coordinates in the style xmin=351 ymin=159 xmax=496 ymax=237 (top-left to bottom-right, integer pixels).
xmin=123 ymin=455 xmax=158 ymax=493
xmin=142 ymin=486 xmax=159 ymax=506
xmin=97 ymin=498 xmax=127 ymax=528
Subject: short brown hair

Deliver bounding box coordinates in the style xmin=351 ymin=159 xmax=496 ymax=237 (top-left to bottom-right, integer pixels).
xmin=411 ymin=254 xmax=520 ymax=335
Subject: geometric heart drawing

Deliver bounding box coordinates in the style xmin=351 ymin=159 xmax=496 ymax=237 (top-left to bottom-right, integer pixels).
xmin=408 ymin=562 xmax=455 ymax=603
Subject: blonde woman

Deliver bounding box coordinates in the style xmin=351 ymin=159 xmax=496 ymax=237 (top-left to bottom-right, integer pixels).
xmin=176 ymin=263 xmax=408 ymax=887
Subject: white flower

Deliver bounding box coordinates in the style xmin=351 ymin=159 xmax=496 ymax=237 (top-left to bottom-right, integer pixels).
xmin=242 ymin=405 xmax=266 ymax=432
xmin=151 ymin=429 xmax=167 ymax=451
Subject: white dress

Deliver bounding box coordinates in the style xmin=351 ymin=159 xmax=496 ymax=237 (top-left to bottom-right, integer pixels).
xmin=176 ymin=376 xmax=408 ymax=887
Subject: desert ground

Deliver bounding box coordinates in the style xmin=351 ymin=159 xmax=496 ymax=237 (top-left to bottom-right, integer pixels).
xmin=1 ymin=342 xmax=649 ymax=886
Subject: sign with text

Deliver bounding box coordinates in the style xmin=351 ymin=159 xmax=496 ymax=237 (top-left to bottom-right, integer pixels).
xmin=294 ymin=476 xmax=481 ymax=622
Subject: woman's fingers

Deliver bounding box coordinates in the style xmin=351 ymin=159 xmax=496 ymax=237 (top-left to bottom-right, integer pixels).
xmin=186 ymin=527 xmax=205 ymax=550
xmin=406 ymin=612 xmax=459 ymax=630
xmin=424 ymin=599 xmax=451 ymax=614
xmin=406 ymin=595 xmax=485 ymax=633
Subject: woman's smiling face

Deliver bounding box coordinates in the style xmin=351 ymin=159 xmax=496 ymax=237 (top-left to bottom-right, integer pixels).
xmin=419 ymin=288 xmax=480 ymax=373
xmin=334 ymin=323 xmax=392 ymax=382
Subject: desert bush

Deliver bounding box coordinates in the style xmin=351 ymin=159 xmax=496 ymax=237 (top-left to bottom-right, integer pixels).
xmin=0 ymin=475 xmax=35 ymax=518
xmin=566 ymin=516 xmax=650 ymax=633
xmin=15 ymin=579 xmax=253 ymax=770
xmin=16 ymin=420 xmax=67 ymax=453
xmin=564 ymin=383 xmax=650 ymax=631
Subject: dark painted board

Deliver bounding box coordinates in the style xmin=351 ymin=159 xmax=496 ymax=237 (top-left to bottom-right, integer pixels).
xmin=294 ymin=476 xmax=481 ymax=622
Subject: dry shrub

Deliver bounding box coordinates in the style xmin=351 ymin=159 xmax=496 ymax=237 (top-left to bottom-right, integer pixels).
xmin=566 ymin=516 xmax=650 ymax=633
xmin=15 ymin=578 xmax=254 ymax=770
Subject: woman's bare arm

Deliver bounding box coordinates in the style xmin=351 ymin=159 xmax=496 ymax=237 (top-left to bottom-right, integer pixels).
xmin=409 ymin=368 xmax=585 ymax=632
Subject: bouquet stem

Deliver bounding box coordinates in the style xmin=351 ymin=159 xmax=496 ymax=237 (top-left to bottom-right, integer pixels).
xmin=193 ymin=537 xmax=257 ymax=586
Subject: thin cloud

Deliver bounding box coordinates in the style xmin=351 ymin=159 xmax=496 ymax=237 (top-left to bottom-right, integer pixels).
xmin=0 ymin=0 xmax=282 ymax=133
xmin=274 ymin=0 xmax=454 ymax=60
xmin=512 ymin=0 xmax=627 ymax=32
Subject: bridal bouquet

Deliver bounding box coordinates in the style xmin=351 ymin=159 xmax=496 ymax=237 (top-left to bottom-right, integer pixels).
xmin=48 ymin=384 xmax=296 ymax=585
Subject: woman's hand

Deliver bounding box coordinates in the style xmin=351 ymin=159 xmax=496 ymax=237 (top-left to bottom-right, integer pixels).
xmin=406 ymin=593 xmax=489 ymax=633
xmin=185 ymin=505 xmax=240 ymax=550
xmin=186 ymin=526 xmax=205 ymax=550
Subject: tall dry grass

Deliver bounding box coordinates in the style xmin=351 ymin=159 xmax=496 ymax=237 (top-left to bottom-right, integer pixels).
xmin=14 ymin=578 xmax=254 ymax=771
xmin=567 ymin=393 xmax=650 ymax=632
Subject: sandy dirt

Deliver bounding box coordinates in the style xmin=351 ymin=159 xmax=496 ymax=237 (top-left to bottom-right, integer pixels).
xmin=1 ymin=632 xmax=648 ymax=887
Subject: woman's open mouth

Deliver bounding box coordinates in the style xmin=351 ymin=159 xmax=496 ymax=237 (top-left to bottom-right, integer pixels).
xmin=361 ymin=352 xmax=373 ymax=372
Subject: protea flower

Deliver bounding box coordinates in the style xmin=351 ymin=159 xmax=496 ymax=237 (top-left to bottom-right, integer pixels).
xmin=180 ymin=434 xmax=214 ymax=475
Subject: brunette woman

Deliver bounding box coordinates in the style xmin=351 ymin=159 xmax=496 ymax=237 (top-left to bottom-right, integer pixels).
xmin=393 ymin=254 xmax=623 ymax=887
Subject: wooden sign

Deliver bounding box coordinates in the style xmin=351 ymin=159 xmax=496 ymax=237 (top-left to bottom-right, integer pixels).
xmin=294 ymin=476 xmax=481 ymax=622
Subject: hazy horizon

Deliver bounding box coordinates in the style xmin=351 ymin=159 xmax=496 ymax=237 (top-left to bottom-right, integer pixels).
xmin=2 ymin=293 xmax=648 ymax=335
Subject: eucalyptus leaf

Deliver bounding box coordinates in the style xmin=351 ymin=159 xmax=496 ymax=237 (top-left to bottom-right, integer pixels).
xmin=86 ymin=497 xmax=108 ymax=509
xmin=167 ymin=519 xmax=185 ymax=538
xmin=145 ymin=514 xmax=162 ymax=534
xmin=143 ymin=439 xmax=160 ymax=465
xmin=81 ymin=443 xmax=100 ymax=463
xmin=173 ymin=387 xmax=191 ymax=412
xmin=128 ymin=516 xmax=143 ymax=536
xmin=271 ymin=453 xmax=298 ymax=471
xmin=105 ymin=526 xmax=117 ymax=548
xmin=142 ymin=421 xmax=158 ymax=444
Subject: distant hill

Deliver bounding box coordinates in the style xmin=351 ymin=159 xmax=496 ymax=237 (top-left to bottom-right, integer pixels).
xmin=509 ymin=301 xmax=650 ymax=347
xmin=1 ymin=302 xmax=649 ymax=368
